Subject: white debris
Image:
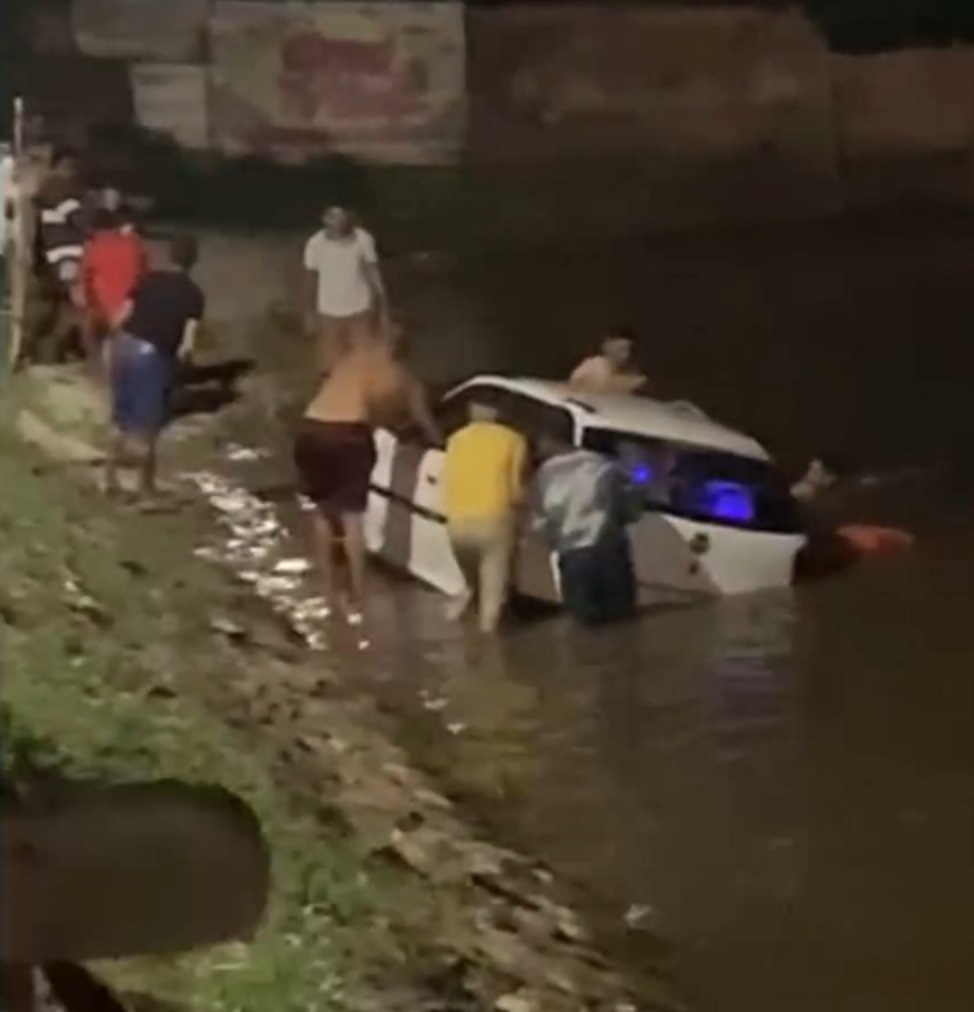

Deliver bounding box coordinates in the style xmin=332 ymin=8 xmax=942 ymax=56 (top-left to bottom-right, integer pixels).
xmin=273 ymin=558 xmax=312 ymax=576
xmin=187 ymin=470 xmax=342 ymax=655
xmin=224 ymin=443 xmax=266 ymax=463
xmin=623 ymin=904 xmax=656 ymax=930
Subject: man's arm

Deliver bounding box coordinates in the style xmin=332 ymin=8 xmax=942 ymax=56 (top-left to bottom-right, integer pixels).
xmin=359 ymin=231 xmax=387 ymax=317
xmin=178 ymin=319 xmax=200 ymax=361
xmin=178 ymin=289 xmax=206 ymax=361
xmin=301 ymin=235 xmax=318 ymax=325
xmin=510 ymin=435 xmax=529 ymax=504
xmin=114 ymin=297 xmax=133 ymax=330
xmin=609 ymin=371 xmax=648 ymax=396
xmin=404 ymin=374 xmax=442 ymax=447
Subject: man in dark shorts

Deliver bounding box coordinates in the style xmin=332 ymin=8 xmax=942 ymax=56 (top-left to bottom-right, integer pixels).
xmin=105 ymin=232 xmax=204 ymax=502
xmin=294 ymin=318 xmax=440 ymax=624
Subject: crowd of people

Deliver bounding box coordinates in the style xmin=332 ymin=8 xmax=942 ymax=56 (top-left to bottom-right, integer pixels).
xmin=295 ymin=205 xmax=653 ymax=632
xmin=4 ymin=146 xmax=205 ymax=504
xmin=9 ymin=142 xmax=906 ymax=639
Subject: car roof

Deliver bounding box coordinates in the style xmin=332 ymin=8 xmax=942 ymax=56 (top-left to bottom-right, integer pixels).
xmin=452 ymin=375 xmax=770 ymax=461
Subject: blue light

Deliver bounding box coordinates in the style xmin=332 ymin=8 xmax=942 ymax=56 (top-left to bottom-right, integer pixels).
xmin=702 ymin=481 xmax=754 ymax=523
xmin=628 ymin=464 xmax=654 ymax=485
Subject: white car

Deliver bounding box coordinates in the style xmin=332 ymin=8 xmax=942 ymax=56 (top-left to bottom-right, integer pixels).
xmin=364 ymin=376 xmax=807 ymax=607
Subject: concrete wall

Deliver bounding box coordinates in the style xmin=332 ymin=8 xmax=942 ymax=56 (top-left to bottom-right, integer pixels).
xmin=467 ymin=4 xmax=974 ymax=214
xmin=467 ymin=5 xmax=833 ymax=164
xmin=17 ymin=2 xmax=974 ymax=229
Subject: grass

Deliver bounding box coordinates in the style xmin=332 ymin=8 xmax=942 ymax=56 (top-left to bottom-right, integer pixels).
xmin=0 ymin=430 xmax=411 ymax=1012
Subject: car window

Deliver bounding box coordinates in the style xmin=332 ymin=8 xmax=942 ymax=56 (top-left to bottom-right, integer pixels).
xmin=434 ymin=384 xmax=501 ymax=438
xmin=501 ymin=393 xmax=575 ymax=444
xmin=582 ymin=428 xmax=803 ymax=534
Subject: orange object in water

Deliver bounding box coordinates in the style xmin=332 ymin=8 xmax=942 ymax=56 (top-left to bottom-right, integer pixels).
xmin=836 ymin=524 xmax=915 ymax=556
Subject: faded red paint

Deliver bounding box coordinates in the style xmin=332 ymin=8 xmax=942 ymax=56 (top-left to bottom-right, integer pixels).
xmin=277 ymin=30 xmax=426 ymax=124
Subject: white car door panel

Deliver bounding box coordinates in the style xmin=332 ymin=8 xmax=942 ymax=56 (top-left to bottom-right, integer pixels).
xmin=406 ymin=448 xmax=466 ymax=596
xmin=365 ymin=428 xmax=396 ymax=555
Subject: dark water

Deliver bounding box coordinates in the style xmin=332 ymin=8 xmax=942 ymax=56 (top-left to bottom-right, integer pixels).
xmin=223 ymin=211 xmax=974 ymax=1009
xmin=341 ymin=214 xmax=974 ymax=1010
xmin=394 ymin=212 xmax=974 ymax=475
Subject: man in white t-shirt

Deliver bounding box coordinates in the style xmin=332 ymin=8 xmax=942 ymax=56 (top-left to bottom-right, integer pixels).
xmin=303 ymin=206 xmax=386 ymax=373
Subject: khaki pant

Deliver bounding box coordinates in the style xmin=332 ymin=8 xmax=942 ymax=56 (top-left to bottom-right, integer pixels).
xmin=448 ymin=515 xmax=515 ymax=631
xmin=316 ymin=309 xmax=374 ymax=373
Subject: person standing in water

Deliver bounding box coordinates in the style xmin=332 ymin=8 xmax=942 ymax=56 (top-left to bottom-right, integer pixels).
xmin=443 ymin=400 xmax=528 ymax=633
xmin=568 ymin=326 xmax=647 ymax=395
xmin=293 ymin=320 xmax=440 ymax=624
xmin=532 ymin=427 xmax=643 ymax=625
xmin=302 ymin=205 xmax=386 ymax=375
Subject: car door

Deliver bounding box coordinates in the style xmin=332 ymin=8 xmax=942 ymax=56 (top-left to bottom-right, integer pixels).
xmin=368 ymin=383 xmax=495 ymax=595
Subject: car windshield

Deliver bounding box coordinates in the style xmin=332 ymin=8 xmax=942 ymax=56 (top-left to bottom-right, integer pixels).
xmin=581 ymin=428 xmax=804 ymax=535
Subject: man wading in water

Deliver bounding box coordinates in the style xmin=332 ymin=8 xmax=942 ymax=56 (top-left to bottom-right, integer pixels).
xmin=293 ymin=319 xmax=440 ymax=625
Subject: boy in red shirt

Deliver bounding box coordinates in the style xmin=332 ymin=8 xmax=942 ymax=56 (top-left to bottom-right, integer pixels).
xmin=82 ymin=207 xmax=146 ymax=377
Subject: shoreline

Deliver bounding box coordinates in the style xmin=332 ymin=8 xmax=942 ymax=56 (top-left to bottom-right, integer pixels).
xmin=2 ymin=364 xmax=670 ymax=1012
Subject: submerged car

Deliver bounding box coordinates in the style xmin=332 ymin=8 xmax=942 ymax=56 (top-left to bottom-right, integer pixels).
xmin=364 ymin=376 xmax=807 ymax=607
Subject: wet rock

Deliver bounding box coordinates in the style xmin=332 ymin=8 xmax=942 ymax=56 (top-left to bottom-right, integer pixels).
xmin=209 ymin=615 xmax=248 ymax=643
xmin=61 ymin=574 xmax=112 ymax=629
xmin=495 ymin=993 xmax=537 ymax=1012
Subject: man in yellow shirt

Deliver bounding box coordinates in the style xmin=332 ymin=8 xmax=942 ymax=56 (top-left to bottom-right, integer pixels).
xmin=443 ymin=401 xmax=528 ymax=632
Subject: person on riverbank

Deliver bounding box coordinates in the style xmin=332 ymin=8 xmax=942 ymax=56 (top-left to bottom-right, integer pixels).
xmin=294 ymin=321 xmax=440 ymax=624
xmin=104 ymin=232 xmax=204 ymax=503
xmin=81 ymin=206 xmax=146 ymax=379
xmin=568 ymin=326 xmax=647 ymax=395
xmin=35 ymin=147 xmax=88 ymax=355
xmin=1 ymin=144 xmax=14 ymax=300
xmin=532 ymin=428 xmax=642 ymax=625
xmin=302 ymin=205 xmax=387 ymax=375
xmin=443 ymin=400 xmax=528 ymax=633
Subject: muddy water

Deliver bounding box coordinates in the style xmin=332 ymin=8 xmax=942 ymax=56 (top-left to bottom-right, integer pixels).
xmin=357 ymin=535 xmax=974 ymax=1012
xmin=218 ymin=212 xmax=974 ymax=1009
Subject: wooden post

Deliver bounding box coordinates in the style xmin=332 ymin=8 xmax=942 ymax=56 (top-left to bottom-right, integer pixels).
xmin=7 ymin=96 xmax=31 ymax=371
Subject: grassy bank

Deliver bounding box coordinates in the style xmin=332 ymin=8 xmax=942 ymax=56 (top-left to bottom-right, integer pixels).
xmin=0 ymin=431 xmax=408 ymax=1012
xmin=1 ymin=366 xmax=662 ymax=1012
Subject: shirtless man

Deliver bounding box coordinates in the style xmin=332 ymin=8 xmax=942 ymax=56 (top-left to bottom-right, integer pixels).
xmin=568 ymin=326 xmax=647 ymax=395
xmin=293 ymin=320 xmax=440 ymax=622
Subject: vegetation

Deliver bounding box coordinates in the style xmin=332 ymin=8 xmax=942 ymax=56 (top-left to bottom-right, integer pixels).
xmin=0 ymin=432 xmax=404 ymax=1012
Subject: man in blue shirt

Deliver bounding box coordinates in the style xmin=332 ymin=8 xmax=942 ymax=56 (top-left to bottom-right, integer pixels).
xmin=531 ymin=429 xmax=643 ymax=625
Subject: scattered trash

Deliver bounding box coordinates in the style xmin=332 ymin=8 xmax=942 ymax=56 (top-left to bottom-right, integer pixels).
xmin=210 ymin=615 xmax=247 ymax=642
xmin=224 ymin=443 xmax=266 ymax=463
xmin=623 ymin=904 xmax=656 ymax=931
xmin=62 ymin=573 xmax=111 ymax=628
xmin=273 ymin=557 xmax=312 ymax=576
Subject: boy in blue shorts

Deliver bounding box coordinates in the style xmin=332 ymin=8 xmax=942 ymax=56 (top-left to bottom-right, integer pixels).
xmin=105 ymin=233 xmax=204 ymax=501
